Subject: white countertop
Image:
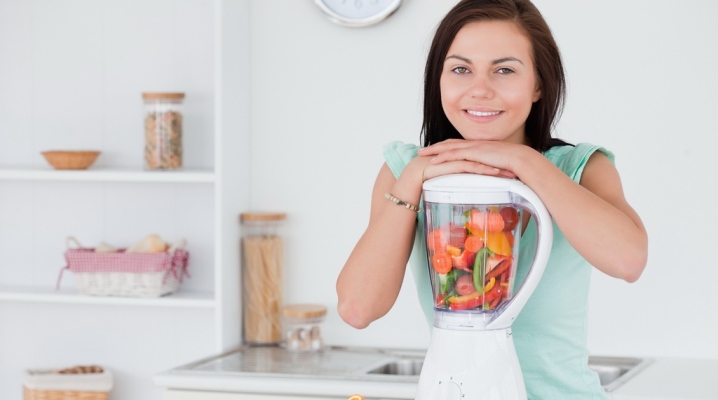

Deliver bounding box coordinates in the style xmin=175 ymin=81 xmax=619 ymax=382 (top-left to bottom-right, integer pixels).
xmin=155 ymin=347 xmax=718 ymax=400
xmin=156 ymin=373 xmax=416 ymax=399
xmin=611 ymin=357 xmax=718 ymax=400
xmin=154 ymin=346 xmax=421 ymax=399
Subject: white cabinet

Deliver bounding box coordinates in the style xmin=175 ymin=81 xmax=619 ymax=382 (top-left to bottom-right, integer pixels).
xmin=0 ymin=1 xmax=249 ymax=399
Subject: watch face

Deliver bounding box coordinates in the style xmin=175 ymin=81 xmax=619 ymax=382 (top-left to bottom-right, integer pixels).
xmin=315 ymin=0 xmax=402 ymax=27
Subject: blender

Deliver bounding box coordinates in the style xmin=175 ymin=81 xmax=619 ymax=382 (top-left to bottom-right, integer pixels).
xmin=416 ymin=174 xmax=553 ymax=400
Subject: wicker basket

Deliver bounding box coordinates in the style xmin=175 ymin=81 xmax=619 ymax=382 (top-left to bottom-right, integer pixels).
xmin=24 ymin=368 xmax=112 ymax=400
xmin=57 ymin=237 xmax=190 ymax=297
xmin=24 ymin=387 xmax=109 ymax=400
xmin=41 ymin=151 xmax=101 ymax=170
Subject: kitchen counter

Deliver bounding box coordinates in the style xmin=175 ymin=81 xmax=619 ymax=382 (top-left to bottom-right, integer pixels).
xmin=155 ymin=346 xmax=718 ymax=400
xmin=154 ymin=345 xmax=422 ymax=399
xmin=610 ymin=357 xmax=718 ymax=400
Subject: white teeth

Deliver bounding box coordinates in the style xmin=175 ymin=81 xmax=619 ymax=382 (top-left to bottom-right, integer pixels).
xmin=467 ymin=110 xmax=500 ymax=117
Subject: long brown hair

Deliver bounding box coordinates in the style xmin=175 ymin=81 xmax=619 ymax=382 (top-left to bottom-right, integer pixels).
xmin=421 ymin=0 xmax=568 ymax=151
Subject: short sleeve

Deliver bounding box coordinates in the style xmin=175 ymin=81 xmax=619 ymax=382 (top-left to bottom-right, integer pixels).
xmin=545 ymin=143 xmax=615 ymax=183
xmin=383 ymin=141 xmax=420 ymax=179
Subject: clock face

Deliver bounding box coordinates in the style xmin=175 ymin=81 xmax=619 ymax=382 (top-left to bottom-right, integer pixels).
xmin=315 ymin=0 xmax=402 ymax=27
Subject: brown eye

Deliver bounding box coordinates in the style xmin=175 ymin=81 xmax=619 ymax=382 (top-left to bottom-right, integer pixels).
xmin=497 ymin=67 xmax=515 ymax=75
xmin=451 ymin=66 xmax=470 ymax=74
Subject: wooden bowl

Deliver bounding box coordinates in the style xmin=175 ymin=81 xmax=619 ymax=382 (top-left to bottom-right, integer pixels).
xmin=41 ymin=151 xmax=101 ymax=170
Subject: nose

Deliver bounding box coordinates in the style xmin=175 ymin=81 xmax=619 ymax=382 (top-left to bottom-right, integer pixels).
xmin=469 ymin=74 xmax=493 ymax=99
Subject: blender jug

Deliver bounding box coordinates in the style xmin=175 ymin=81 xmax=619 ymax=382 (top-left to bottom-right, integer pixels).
xmin=417 ymin=174 xmax=553 ymax=399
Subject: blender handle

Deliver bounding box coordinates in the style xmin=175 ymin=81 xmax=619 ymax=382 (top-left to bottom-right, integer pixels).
xmin=487 ymin=180 xmax=553 ymax=330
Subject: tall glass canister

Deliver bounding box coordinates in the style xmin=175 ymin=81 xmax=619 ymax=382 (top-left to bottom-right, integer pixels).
xmin=240 ymin=212 xmax=287 ymax=345
xmin=142 ymin=92 xmax=184 ymax=170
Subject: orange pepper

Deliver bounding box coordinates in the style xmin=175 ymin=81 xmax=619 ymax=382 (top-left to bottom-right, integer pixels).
xmin=486 ymin=231 xmax=512 ymax=256
xmin=446 ymin=245 xmax=462 ymax=257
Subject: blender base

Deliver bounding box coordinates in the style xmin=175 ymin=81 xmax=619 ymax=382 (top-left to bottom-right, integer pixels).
xmin=416 ymin=326 xmax=526 ymax=400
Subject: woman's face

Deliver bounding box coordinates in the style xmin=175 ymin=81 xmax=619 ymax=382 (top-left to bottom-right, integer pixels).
xmin=440 ymin=20 xmax=541 ymax=144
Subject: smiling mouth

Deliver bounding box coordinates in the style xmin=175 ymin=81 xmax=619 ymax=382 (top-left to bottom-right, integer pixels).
xmin=466 ymin=110 xmax=502 ymax=117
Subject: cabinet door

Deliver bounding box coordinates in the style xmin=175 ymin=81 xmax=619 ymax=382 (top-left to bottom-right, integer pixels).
xmin=164 ymin=389 xmax=345 ymax=400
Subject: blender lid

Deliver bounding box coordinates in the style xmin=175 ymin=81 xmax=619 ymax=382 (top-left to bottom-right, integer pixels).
xmin=423 ymin=174 xmax=524 ymax=204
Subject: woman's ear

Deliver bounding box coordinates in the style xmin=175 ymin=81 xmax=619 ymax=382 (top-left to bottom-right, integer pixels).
xmin=532 ymin=85 xmax=542 ymax=103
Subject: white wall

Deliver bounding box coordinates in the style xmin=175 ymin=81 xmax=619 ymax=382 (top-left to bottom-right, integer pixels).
xmin=249 ymin=1 xmax=718 ymax=359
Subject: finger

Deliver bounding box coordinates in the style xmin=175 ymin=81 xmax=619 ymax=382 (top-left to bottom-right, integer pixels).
xmin=429 ymin=146 xmax=480 ymax=164
xmin=419 ymin=139 xmax=471 ymax=155
xmin=425 ymin=160 xmax=507 ymax=180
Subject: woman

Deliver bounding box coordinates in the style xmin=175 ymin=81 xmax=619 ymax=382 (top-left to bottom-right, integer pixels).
xmin=337 ymin=0 xmax=647 ymax=397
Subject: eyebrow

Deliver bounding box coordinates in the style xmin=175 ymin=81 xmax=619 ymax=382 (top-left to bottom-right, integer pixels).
xmin=445 ymin=55 xmax=524 ymax=65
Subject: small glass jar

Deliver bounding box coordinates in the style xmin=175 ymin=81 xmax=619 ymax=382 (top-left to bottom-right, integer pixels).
xmin=283 ymin=304 xmax=327 ymax=352
xmin=240 ymin=212 xmax=287 ymax=345
xmin=143 ymin=92 xmax=184 ymax=170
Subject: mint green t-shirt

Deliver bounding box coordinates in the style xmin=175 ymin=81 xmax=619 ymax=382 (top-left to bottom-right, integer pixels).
xmin=383 ymin=141 xmax=613 ymax=400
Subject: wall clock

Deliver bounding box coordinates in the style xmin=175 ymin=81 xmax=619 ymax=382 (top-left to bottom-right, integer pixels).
xmin=314 ymin=0 xmax=403 ymax=28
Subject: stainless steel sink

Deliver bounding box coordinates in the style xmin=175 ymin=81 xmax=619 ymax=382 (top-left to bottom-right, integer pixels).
xmin=588 ymin=355 xmax=653 ymax=392
xmin=367 ymin=355 xmax=653 ymax=392
xmin=367 ymin=358 xmax=424 ymax=376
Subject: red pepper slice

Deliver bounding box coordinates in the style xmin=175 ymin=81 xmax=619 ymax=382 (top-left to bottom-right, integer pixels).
xmin=448 ymin=284 xmax=503 ymax=311
xmin=486 ymin=258 xmax=511 ymax=281
xmin=435 ymin=293 xmax=446 ymax=307
xmin=448 ymin=293 xmax=484 ymax=310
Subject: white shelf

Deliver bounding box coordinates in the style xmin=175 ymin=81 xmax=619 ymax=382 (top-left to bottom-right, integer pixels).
xmin=0 ymin=167 xmax=216 ymax=183
xmin=0 ymin=286 xmax=216 ymax=308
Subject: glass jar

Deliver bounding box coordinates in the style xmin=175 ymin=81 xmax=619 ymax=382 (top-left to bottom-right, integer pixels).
xmin=143 ymin=92 xmax=184 ymax=170
xmin=283 ymin=304 xmax=327 ymax=352
xmin=240 ymin=212 xmax=287 ymax=345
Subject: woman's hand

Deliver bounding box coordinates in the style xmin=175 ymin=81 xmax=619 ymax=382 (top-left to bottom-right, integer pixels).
xmin=417 ymin=139 xmax=531 ymax=180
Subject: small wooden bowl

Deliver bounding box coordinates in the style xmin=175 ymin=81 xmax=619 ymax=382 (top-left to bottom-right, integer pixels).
xmin=41 ymin=150 xmax=101 ymax=170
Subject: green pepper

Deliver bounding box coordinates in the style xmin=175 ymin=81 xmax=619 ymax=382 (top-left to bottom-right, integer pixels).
xmin=473 ymin=247 xmax=491 ymax=294
xmin=440 ymin=268 xmax=461 ymax=295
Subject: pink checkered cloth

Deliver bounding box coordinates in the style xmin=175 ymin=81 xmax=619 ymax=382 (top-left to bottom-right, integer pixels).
xmin=56 ymin=247 xmax=190 ymax=290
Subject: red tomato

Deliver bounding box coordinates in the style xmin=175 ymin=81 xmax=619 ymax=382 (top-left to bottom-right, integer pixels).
xmin=455 ymin=275 xmax=476 ymax=295
xmin=448 ymin=224 xmax=467 ymax=248
xmin=451 ymin=250 xmax=475 ymax=272
xmin=500 ymin=207 xmax=519 ymax=232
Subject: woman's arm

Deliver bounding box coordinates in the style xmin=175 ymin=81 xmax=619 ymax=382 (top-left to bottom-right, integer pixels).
xmin=513 ymin=149 xmax=647 ymax=282
xmin=336 ymin=162 xmax=422 ymax=329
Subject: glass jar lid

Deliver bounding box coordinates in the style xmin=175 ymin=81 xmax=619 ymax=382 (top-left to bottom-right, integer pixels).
xmin=240 ymin=212 xmax=287 ymax=223
xmin=283 ymin=304 xmax=327 ymax=319
xmin=142 ymin=92 xmax=185 ymax=99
